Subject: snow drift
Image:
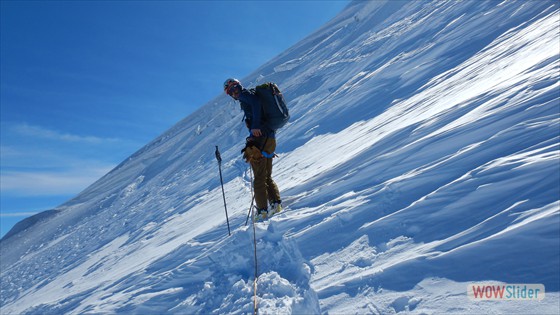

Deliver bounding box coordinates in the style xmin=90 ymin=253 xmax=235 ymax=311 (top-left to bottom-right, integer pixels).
xmin=1 ymin=0 xmax=559 ymax=314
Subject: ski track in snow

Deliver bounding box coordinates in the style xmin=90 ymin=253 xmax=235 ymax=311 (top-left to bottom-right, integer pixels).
xmin=1 ymin=1 xmax=559 ymax=314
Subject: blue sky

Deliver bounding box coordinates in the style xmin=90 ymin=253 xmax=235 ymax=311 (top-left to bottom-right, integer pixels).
xmin=0 ymin=0 xmax=349 ymax=238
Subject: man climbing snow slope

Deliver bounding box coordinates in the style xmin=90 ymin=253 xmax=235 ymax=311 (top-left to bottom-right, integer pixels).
xmin=224 ymin=78 xmax=288 ymax=221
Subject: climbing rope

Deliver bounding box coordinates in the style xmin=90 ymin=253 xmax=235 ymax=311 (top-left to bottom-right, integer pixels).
xmin=249 ymin=167 xmax=259 ymax=314
xmin=252 ymin=213 xmax=259 ymax=315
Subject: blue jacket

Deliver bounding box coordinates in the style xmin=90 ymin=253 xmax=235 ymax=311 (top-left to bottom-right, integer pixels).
xmin=238 ymin=88 xmax=275 ymax=138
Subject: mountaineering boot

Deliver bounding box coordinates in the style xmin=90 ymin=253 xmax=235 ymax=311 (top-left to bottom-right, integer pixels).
xmin=255 ymin=208 xmax=268 ymax=222
xmin=270 ymin=200 xmax=283 ymax=216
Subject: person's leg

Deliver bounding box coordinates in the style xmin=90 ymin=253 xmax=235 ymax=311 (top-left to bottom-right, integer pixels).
xmin=251 ymin=158 xmax=268 ymax=210
xmin=263 ymin=139 xmax=281 ymax=204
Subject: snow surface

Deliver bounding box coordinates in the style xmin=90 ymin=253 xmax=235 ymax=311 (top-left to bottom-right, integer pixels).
xmin=1 ymin=0 xmax=559 ymax=314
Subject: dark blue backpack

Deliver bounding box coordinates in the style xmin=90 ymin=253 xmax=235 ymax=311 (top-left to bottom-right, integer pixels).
xmin=255 ymin=82 xmax=290 ymax=131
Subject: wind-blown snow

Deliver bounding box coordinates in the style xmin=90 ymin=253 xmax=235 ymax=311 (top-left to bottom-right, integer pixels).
xmin=1 ymin=1 xmax=559 ymax=314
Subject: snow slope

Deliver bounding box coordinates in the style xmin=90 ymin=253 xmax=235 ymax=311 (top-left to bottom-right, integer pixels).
xmin=1 ymin=0 xmax=559 ymax=314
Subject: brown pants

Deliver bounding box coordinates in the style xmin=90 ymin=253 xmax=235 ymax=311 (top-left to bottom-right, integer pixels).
xmin=251 ymin=138 xmax=281 ymax=210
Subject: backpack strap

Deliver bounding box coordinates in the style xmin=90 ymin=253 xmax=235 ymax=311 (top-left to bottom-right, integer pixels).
xmin=259 ymin=136 xmax=268 ymax=152
xmin=261 ymin=151 xmax=276 ymax=159
xmin=259 ymin=136 xmax=277 ymax=159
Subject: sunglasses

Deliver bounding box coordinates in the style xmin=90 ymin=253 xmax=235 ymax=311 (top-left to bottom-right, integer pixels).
xmin=225 ymin=83 xmax=240 ymax=97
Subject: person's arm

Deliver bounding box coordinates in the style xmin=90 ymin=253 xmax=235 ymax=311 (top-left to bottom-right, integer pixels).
xmin=238 ymin=91 xmax=263 ymax=136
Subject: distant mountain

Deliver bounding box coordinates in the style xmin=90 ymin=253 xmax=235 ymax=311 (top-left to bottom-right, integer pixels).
xmin=1 ymin=210 xmax=59 ymax=241
xmin=1 ymin=1 xmax=558 ymax=314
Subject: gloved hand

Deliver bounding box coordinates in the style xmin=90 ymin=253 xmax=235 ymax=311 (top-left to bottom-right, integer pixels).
xmin=241 ymin=138 xmax=263 ymax=163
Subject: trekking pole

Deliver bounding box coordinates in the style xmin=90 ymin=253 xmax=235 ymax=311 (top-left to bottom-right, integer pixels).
xmin=245 ymin=196 xmax=255 ymax=226
xmin=245 ymin=167 xmax=255 ymax=226
xmin=215 ymin=146 xmax=231 ymax=236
